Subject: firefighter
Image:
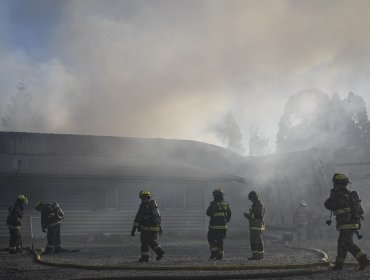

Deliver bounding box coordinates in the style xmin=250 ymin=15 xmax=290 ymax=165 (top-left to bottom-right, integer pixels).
xmin=324 ymin=173 xmax=370 ymax=271
xmin=35 ymin=201 xmax=64 ymax=253
xmin=131 ymin=190 xmax=164 ymax=262
xmin=6 ymin=195 xmax=28 ymax=254
xmin=206 ymin=188 xmax=231 ymax=260
xmin=244 ymin=191 xmax=265 ymax=260
xmin=293 ymin=200 xmax=309 ymax=242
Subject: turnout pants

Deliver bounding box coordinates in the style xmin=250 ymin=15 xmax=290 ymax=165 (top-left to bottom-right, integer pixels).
xmin=140 ymin=230 xmax=163 ymax=259
xmin=46 ymin=223 xmax=61 ymax=253
xmin=335 ymin=229 xmax=367 ymax=268
xmin=8 ymin=227 xmax=21 ymax=253
xmin=250 ymin=229 xmax=264 ymax=257
xmin=296 ymin=224 xmax=307 ymax=242
xmin=207 ymin=229 xmax=226 ymax=258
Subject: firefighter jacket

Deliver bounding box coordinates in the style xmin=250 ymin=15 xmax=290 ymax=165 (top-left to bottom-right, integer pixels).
xmin=293 ymin=206 xmax=309 ymax=226
xmin=134 ymin=199 xmax=161 ymax=232
xmin=324 ymin=188 xmax=364 ymax=231
xmin=41 ymin=203 xmax=64 ymax=230
xmin=6 ymin=203 xmax=24 ymax=229
xmin=246 ymin=199 xmax=265 ymax=231
xmin=206 ymin=200 xmax=231 ymax=230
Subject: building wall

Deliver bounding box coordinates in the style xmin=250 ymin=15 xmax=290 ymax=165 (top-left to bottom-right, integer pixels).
xmin=0 ymin=176 xmax=210 ymax=237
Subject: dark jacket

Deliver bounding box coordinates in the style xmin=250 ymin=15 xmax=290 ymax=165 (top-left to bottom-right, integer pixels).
xmin=324 ymin=188 xmax=363 ymax=231
xmin=41 ymin=203 xmax=63 ymax=229
xmin=247 ymin=199 xmax=265 ymax=231
xmin=134 ymin=199 xmax=161 ymax=232
xmin=206 ymin=200 xmax=231 ymax=230
xmin=6 ymin=203 xmax=24 ymax=229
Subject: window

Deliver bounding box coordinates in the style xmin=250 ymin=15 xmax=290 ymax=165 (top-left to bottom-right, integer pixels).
xmin=105 ymin=188 xmax=118 ymax=210
xmin=164 ymin=189 xmax=186 ymax=210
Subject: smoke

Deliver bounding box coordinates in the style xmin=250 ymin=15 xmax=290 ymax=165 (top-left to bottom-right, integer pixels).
xmin=2 ymin=0 xmax=370 ymax=149
xmin=213 ymin=113 xmax=245 ymax=155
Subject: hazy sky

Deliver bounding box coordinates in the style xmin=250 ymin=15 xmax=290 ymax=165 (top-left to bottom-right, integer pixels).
xmin=1 ymin=0 xmax=370 ymax=153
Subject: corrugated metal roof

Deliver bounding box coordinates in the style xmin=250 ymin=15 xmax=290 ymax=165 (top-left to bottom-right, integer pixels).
xmin=0 ymin=131 xmax=244 ymax=182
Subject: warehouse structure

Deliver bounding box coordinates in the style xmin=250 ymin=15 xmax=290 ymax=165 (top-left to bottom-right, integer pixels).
xmin=0 ymin=131 xmax=246 ymax=238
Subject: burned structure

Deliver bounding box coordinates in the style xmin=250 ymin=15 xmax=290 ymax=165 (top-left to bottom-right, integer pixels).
xmin=0 ymin=131 xmax=245 ymax=238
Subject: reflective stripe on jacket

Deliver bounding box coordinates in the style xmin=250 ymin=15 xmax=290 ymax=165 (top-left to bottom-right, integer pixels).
xmin=206 ymin=200 xmax=231 ymax=230
xmin=133 ymin=199 xmax=161 ymax=231
xmin=249 ymin=199 xmax=265 ymax=231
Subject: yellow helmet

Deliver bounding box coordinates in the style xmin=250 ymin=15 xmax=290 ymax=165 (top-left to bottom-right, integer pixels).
xmin=139 ymin=190 xmax=151 ymax=199
xmin=17 ymin=194 xmax=28 ymax=205
xmin=332 ymin=173 xmax=350 ymax=185
xmin=212 ymin=188 xmax=225 ymax=195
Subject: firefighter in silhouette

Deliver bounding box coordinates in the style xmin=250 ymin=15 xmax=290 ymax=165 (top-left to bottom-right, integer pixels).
xmin=7 ymin=195 xmax=28 ymax=254
xmin=324 ymin=173 xmax=369 ymax=270
xmin=35 ymin=201 xmax=64 ymax=253
xmin=206 ymin=188 xmax=231 ymax=260
xmin=244 ymin=191 xmax=265 ymax=260
xmin=293 ymin=200 xmax=309 ymax=242
xmin=131 ymin=190 xmax=164 ymax=262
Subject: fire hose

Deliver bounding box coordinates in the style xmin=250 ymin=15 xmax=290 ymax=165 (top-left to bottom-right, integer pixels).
xmin=29 ymin=244 xmax=357 ymax=279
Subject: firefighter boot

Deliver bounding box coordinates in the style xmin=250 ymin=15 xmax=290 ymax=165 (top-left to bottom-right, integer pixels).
xmin=332 ymin=262 xmax=344 ymax=270
xmin=138 ymin=256 xmax=149 ymax=262
xmin=358 ymin=255 xmax=370 ymax=271
xmin=139 ymin=252 xmax=149 ymax=262
xmin=248 ymin=254 xmax=263 ymax=260
xmin=210 ymin=247 xmax=218 ymax=260
xmin=155 ymin=247 xmax=165 ymax=261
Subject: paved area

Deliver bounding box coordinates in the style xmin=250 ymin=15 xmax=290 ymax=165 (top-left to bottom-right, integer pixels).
xmin=0 ymin=235 xmax=369 ymax=279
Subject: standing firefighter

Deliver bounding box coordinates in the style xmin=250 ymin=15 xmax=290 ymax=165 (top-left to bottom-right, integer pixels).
xmin=244 ymin=191 xmax=265 ymax=260
xmin=206 ymin=188 xmax=231 ymax=260
xmin=131 ymin=190 xmax=164 ymax=262
xmin=6 ymin=195 xmax=28 ymax=254
xmin=324 ymin=173 xmax=370 ymax=270
xmin=293 ymin=200 xmax=309 ymax=242
xmin=35 ymin=201 xmax=64 ymax=253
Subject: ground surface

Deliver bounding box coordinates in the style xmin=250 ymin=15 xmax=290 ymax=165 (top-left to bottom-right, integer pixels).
xmin=1 ymin=234 xmax=370 ymax=279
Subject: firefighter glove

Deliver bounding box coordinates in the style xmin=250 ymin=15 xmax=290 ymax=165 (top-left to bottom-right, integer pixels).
xmin=42 ymin=227 xmax=47 ymax=233
xmin=243 ymin=212 xmax=251 ymax=219
xmin=131 ymin=226 xmax=136 ymax=236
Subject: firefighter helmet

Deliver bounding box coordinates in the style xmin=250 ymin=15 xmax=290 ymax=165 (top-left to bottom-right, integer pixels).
xmin=17 ymin=194 xmax=28 ymax=205
xmin=139 ymin=190 xmax=151 ymax=199
xmin=248 ymin=191 xmax=258 ymax=200
xmin=332 ymin=173 xmax=350 ymax=186
xmin=35 ymin=201 xmax=44 ymax=210
xmin=212 ymin=188 xmax=225 ymax=196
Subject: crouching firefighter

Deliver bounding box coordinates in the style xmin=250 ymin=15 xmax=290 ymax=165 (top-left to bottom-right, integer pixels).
xmin=324 ymin=173 xmax=370 ymax=271
xmin=244 ymin=191 xmax=265 ymax=260
xmin=206 ymin=188 xmax=231 ymax=260
xmin=131 ymin=190 xmax=165 ymax=262
xmin=35 ymin=201 xmax=64 ymax=253
xmin=7 ymin=195 xmax=28 ymax=254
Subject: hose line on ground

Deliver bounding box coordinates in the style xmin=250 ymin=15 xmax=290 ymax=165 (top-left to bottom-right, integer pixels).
xmin=30 ymin=245 xmax=359 ymax=279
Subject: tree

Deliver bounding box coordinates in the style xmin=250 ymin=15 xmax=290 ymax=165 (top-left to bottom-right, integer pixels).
xmin=214 ymin=113 xmax=245 ymax=155
xmin=248 ymin=124 xmax=269 ymax=156
xmin=1 ymin=81 xmax=46 ymax=132
xmin=276 ymin=89 xmax=370 ymax=152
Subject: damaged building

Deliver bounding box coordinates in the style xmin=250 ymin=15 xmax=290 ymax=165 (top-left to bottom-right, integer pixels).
xmin=0 ymin=131 xmax=246 ymax=238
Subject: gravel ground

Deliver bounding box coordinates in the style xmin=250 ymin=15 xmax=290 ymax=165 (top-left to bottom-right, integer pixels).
xmin=1 ymin=235 xmax=369 ymax=279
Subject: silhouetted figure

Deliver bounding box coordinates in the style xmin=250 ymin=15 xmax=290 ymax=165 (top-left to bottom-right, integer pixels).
xmin=244 ymin=191 xmax=265 ymax=260
xmin=206 ymin=188 xmax=231 ymax=260
xmin=7 ymin=195 xmax=28 ymax=254
xmin=293 ymin=200 xmax=309 ymax=242
xmin=131 ymin=190 xmax=164 ymax=262
xmin=324 ymin=173 xmax=369 ymax=270
xmin=35 ymin=201 xmax=64 ymax=253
